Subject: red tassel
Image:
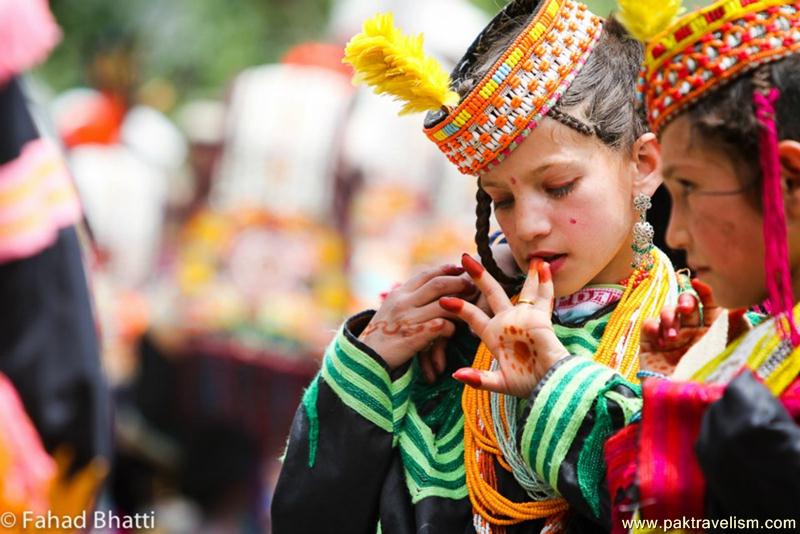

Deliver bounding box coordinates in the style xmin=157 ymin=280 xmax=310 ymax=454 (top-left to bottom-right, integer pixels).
xmin=754 ymin=88 xmax=800 ymax=346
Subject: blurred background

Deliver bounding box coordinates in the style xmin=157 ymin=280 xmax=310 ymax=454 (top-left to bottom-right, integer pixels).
xmin=2 ymin=0 xmax=709 ymax=532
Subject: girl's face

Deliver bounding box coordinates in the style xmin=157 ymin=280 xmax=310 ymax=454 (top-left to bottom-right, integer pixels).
xmin=480 ymin=118 xmax=659 ymax=298
xmin=660 ymin=115 xmax=766 ymax=309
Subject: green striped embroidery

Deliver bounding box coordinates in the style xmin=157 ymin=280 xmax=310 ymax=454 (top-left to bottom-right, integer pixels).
xmin=392 ymin=366 xmax=414 ymax=441
xmin=321 ymin=328 xmax=394 ymax=432
xmin=302 ymin=376 xmax=321 ymax=467
xmin=554 ymin=316 xmax=608 ymax=358
xmin=522 ymin=358 xmax=594 ymax=468
xmin=578 ymin=377 xmax=641 ymax=517
xmin=399 ymin=402 xmax=467 ymax=502
xmin=543 ymin=368 xmax=614 ymax=487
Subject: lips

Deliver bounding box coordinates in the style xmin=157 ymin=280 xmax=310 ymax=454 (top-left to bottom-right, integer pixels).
xmin=688 ymin=261 xmax=710 ymax=276
xmin=526 ymin=252 xmax=567 ymax=274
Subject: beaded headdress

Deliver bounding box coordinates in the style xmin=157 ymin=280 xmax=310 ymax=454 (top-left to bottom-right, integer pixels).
xmin=617 ymin=0 xmax=800 ymax=344
xmin=343 ymin=0 xmax=603 ymax=175
xmin=620 ymin=0 xmax=800 ymax=135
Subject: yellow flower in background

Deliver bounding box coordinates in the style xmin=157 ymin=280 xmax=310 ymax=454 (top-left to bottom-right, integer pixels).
xmin=343 ymin=12 xmax=459 ymax=115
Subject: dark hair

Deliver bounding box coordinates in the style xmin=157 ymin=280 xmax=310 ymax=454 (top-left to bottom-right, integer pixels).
xmin=463 ymin=12 xmax=647 ymax=286
xmin=686 ymin=55 xmax=800 ymax=209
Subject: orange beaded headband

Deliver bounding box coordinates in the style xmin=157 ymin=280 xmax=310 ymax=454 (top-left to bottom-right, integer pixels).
xmin=422 ymin=0 xmax=603 ymax=175
xmin=639 ymin=0 xmax=800 ymax=134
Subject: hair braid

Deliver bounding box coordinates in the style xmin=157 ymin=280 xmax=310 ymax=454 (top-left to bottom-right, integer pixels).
xmin=475 ymin=183 xmax=523 ymax=289
xmin=753 ymin=64 xmax=774 ymax=97
xmin=547 ymin=107 xmax=594 ymax=137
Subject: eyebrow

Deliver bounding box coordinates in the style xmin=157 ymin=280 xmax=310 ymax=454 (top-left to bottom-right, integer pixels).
xmin=481 ymin=161 xmax=577 ymax=189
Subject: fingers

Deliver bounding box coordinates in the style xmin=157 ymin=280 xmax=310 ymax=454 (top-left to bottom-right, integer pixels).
xmin=691 ymin=278 xmax=716 ymax=308
xmin=423 ymin=317 xmax=456 ymax=341
xmin=417 ymin=330 xmax=453 ymax=384
xmin=517 ymin=260 xmax=554 ymax=315
xmin=452 ymin=368 xmax=508 ymax=394
xmin=676 ymin=292 xmax=698 ymax=315
xmin=676 ymin=292 xmax=701 ymax=325
xmin=419 ymin=351 xmax=436 ymax=384
xmin=439 ymin=297 xmax=491 ymax=337
xmin=461 ymin=253 xmax=512 ymax=315
xmin=518 ymin=258 xmax=539 ymax=302
xmin=432 ymin=337 xmax=448 ymax=375
xmin=640 ymin=318 xmax=661 ymax=350
xmin=535 ymin=261 xmax=554 ymax=314
xmin=404 ymin=264 xmax=465 ymax=292
xmin=659 ymin=306 xmax=679 ymax=341
xmin=409 ymin=274 xmax=476 ymax=307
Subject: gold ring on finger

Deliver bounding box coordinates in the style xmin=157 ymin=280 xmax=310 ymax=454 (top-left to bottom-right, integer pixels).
xmin=517 ymin=298 xmax=536 ymax=306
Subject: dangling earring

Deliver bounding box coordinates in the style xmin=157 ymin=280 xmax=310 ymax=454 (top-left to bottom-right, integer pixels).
xmin=632 ymin=193 xmax=654 ymax=270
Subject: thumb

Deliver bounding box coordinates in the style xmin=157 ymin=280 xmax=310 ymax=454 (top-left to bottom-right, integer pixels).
xmin=452 ymin=368 xmax=509 ymax=394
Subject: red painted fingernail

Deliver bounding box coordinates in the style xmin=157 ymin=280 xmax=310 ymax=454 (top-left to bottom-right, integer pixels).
xmin=439 ymin=297 xmax=464 ymax=313
xmin=442 ymin=264 xmax=466 ymax=276
xmin=461 ymin=253 xmax=484 ymax=279
xmin=667 ymin=328 xmax=678 ymax=339
xmin=677 ymin=294 xmax=695 ymax=313
xmin=453 ymin=368 xmax=482 ymax=388
xmin=528 ymin=257 xmax=541 ymax=273
xmin=537 ymin=261 xmax=552 ymax=283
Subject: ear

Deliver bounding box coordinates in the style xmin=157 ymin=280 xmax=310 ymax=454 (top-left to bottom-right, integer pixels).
xmin=630 ymin=132 xmax=662 ymax=197
xmin=779 ymin=140 xmax=800 ymax=222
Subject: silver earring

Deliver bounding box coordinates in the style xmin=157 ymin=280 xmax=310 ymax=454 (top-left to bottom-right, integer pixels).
xmin=632 ymin=193 xmax=654 ymax=270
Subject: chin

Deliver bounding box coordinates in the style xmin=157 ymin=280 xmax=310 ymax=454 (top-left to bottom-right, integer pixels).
xmin=709 ymin=278 xmax=766 ymax=310
xmin=551 ymin=273 xmax=584 ymax=299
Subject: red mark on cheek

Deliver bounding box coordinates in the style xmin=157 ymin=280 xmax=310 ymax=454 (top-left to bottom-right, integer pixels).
xmin=461 ymin=253 xmax=484 ymax=279
xmin=537 ymin=261 xmax=552 ymax=283
xmin=439 ymin=297 xmax=463 ymax=313
xmin=513 ymin=341 xmax=531 ymax=363
xmin=510 ymin=176 xmax=517 ymax=185
xmin=570 ymin=218 xmax=577 ymax=225
xmin=453 ymin=368 xmax=482 ymax=388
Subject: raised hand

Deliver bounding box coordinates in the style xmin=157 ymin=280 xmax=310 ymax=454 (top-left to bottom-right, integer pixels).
xmin=439 ymin=254 xmax=569 ymax=397
xmin=416 ymin=241 xmax=518 ymax=383
xmin=359 ymin=264 xmax=475 ymax=370
xmin=639 ymin=278 xmax=722 ymax=376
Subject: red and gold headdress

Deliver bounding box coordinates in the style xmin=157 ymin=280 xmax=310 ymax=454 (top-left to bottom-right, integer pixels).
xmin=618 ymin=0 xmax=800 ymax=343
xmin=343 ymin=0 xmax=603 ymax=175
xmin=619 ymin=0 xmax=800 ymax=135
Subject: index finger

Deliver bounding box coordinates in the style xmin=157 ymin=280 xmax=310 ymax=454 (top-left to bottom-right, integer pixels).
xmin=404 ymin=263 xmax=465 ymax=292
xmin=461 ymin=253 xmax=512 ymax=315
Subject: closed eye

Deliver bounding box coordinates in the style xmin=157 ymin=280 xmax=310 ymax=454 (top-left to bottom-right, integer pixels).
xmin=492 ymin=197 xmax=514 ymax=210
xmin=546 ymin=179 xmax=577 ymax=199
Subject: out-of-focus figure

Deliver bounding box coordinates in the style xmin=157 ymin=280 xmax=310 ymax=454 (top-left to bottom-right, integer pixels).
xmin=0 ymin=0 xmax=109 ymax=522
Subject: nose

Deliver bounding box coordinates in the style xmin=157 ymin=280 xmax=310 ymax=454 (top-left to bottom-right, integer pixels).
xmin=665 ymin=194 xmax=690 ymax=251
xmin=513 ymin=198 xmax=552 ymax=243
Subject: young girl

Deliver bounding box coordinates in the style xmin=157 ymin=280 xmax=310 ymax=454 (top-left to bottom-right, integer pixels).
xmin=596 ymin=0 xmax=800 ymax=530
xmin=272 ymin=1 xmax=696 ymax=532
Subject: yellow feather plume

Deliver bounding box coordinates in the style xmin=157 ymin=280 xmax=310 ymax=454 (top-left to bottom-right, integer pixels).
xmin=343 ymin=13 xmax=460 ymax=115
xmin=616 ymin=0 xmax=683 ymax=43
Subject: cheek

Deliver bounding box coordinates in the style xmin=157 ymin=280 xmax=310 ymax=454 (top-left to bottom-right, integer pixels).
xmin=560 ymin=193 xmax=630 ymax=245
xmin=692 ymin=210 xmax=763 ymax=278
